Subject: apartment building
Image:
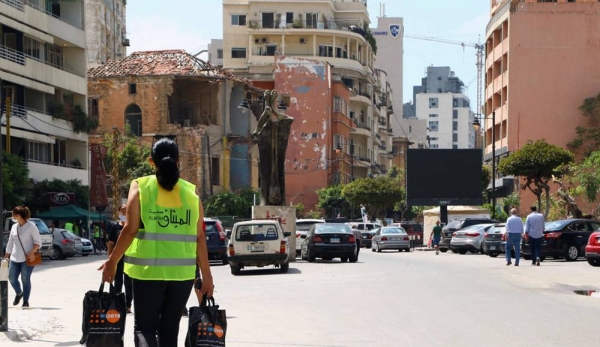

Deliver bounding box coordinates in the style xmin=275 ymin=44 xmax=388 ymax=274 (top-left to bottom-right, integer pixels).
xmin=85 ymin=0 xmax=128 ymax=68
xmin=222 ymin=0 xmax=393 ymax=211
xmin=0 ymin=0 xmax=89 ymax=185
xmin=207 ymin=39 xmax=224 ymax=67
xmin=485 ymin=0 xmax=600 ymax=207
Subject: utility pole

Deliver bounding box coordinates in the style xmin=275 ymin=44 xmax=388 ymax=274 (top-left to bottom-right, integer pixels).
xmin=0 ymin=78 xmax=7 ymax=332
xmin=206 ymin=135 xmax=213 ymax=196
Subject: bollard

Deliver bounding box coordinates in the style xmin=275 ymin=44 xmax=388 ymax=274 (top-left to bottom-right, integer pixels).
xmin=0 ymin=258 xmax=8 ymax=331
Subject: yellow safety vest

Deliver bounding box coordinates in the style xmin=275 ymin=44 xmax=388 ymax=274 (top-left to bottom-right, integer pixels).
xmin=124 ymin=176 xmax=199 ymax=281
xmin=65 ymin=222 xmax=73 ymax=232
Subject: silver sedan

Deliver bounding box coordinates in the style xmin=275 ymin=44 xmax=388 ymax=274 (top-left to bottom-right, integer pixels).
xmin=371 ymin=227 xmax=411 ymax=252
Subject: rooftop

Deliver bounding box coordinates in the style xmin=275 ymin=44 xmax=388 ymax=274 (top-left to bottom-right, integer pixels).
xmin=87 ymin=50 xmax=211 ymax=78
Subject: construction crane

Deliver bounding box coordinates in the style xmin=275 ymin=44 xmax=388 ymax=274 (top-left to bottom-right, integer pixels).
xmin=404 ymin=34 xmax=485 ymax=122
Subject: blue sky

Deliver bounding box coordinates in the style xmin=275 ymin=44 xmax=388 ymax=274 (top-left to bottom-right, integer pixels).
xmin=127 ymin=0 xmax=489 ymax=104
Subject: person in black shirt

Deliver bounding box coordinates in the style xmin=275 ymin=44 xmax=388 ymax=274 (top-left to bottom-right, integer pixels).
xmin=108 ymin=204 xmax=133 ymax=313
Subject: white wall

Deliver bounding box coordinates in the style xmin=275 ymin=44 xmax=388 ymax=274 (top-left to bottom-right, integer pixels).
xmin=416 ymin=93 xmax=475 ymax=149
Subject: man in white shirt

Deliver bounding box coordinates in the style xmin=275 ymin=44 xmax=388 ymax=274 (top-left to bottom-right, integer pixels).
xmin=505 ymin=208 xmax=524 ymax=266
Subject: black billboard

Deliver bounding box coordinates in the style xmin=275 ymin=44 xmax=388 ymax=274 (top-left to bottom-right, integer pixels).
xmin=406 ymin=149 xmax=483 ymax=206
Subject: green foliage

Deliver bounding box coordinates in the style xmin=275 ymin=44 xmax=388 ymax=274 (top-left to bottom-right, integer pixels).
xmin=341 ymin=175 xmax=402 ymax=222
xmin=411 ymin=206 xmax=434 ymax=223
xmin=501 ymin=192 xmax=520 ymax=211
xmin=204 ymin=189 xmax=257 ymax=219
xmin=26 ymin=179 xmax=89 ymax=215
xmin=317 ymin=185 xmax=352 ymax=218
xmin=293 ymin=203 xmax=305 ymax=218
xmin=498 ymin=140 xmax=574 ymax=215
xmin=483 ymin=203 xmax=507 ymax=222
xmin=1 ymin=151 xmax=31 ymax=209
xmin=305 ymin=210 xmax=322 ymax=219
xmin=50 ymin=103 xmax=98 ymax=134
xmin=568 ymin=93 xmax=600 ymax=157
xmin=571 ymin=150 xmax=600 ymax=203
xmin=482 ymin=165 xmax=491 ymax=192
xmin=363 ymin=23 xmax=378 ymax=54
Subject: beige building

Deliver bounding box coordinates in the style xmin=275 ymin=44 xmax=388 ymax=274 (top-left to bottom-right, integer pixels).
xmin=222 ymin=0 xmax=394 ymax=211
xmin=85 ymin=0 xmax=128 ymax=68
xmin=0 ymin=0 xmax=89 ymax=184
xmin=485 ymin=0 xmax=600 ymax=208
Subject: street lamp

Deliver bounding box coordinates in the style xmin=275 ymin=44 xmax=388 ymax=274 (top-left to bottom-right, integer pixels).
xmin=473 ymin=111 xmax=496 ymax=219
xmin=335 ymin=139 xmax=354 ymax=184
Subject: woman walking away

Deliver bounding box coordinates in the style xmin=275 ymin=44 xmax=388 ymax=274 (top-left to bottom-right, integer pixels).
xmin=100 ymin=137 xmax=214 ymax=347
xmin=3 ymin=206 xmax=42 ymax=308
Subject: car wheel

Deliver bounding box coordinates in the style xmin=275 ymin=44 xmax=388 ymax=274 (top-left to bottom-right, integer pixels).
xmin=308 ymin=248 xmax=316 ymax=263
xmin=221 ymin=254 xmax=229 ymax=265
xmin=296 ymin=250 xmax=301 ymax=257
xmin=82 ymin=254 xmax=89 ymax=257
xmin=523 ymin=255 xmax=531 ymax=260
xmin=349 ymin=252 xmax=358 ymax=263
xmin=340 ymin=257 xmax=348 ymax=263
xmin=480 ymin=244 xmax=485 ymax=254
xmin=280 ymin=262 xmax=289 ymax=273
xmin=371 ymin=245 xmax=376 ymax=252
xmin=458 ymin=250 xmax=467 ymax=255
xmin=50 ymin=246 xmax=62 ymax=260
xmin=565 ymin=245 xmax=579 ymax=261
xmin=488 ymin=252 xmax=499 ymax=258
xmin=230 ymin=264 xmax=241 ymax=275
xmin=587 ymin=258 xmax=600 ymax=267
xmin=440 ymin=249 xmax=448 ymax=253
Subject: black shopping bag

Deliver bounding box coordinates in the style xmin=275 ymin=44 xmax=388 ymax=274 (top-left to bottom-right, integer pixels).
xmin=185 ymin=297 xmax=227 ymax=347
xmin=79 ymin=281 xmax=127 ymax=347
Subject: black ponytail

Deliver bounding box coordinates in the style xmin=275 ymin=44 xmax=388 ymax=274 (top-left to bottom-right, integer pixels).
xmin=152 ymin=138 xmax=180 ymax=191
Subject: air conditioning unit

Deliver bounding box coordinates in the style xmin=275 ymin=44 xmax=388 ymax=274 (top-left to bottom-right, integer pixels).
xmin=255 ymin=38 xmax=260 ymax=44
xmin=300 ymin=38 xmax=306 ymax=44
xmin=261 ymin=38 xmax=269 ymax=44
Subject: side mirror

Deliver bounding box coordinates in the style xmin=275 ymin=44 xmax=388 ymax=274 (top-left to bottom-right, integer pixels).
xmin=283 ymin=231 xmax=292 ymax=237
xmin=300 ymin=234 xmax=307 ymax=239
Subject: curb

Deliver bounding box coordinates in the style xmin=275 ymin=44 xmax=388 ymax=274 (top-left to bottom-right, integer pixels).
xmin=414 ymin=247 xmax=435 ymax=252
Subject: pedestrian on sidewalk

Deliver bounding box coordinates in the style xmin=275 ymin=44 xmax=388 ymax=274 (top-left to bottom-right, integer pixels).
xmin=107 ymin=204 xmax=133 ymax=314
xmin=3 ymin=206 xmax=42 ymax=308
xmin=525 ymin=205 xmax=545 ymax=266
xmin=100 ymin=137 xmax=214 ymax=347
xmin=504 ymin=208 xmax=524 ymax=266
xmin=432 ymin=221 xmax=442 ymax=255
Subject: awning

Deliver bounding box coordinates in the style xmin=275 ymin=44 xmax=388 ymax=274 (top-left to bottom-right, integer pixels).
xmin=35 ymin=204 xmax=105 ymax=221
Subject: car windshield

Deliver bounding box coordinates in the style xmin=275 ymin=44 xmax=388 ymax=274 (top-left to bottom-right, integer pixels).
xmin=296 ymin=221 xmax=323 ymax=231
xmin=315 ymin=224 xmax=350 ymax=234
xmin=382 ymin=227 xmax=406 ymax=234
xmin=31 ymin=219 xmax=51 ymax=235
xmin=235 ymin=224 xmax=279 ymax=242
xmin=205 ymin=222 xmax=219 ymax=233
xmin=460 ymin=224 xmax=483 ymax=232
xmin=545 ymin=220 xmax=571 ymax=231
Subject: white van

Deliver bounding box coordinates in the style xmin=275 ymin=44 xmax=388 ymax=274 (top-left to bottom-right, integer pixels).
xmin=3 ymin=216 xmax=54 ymax=258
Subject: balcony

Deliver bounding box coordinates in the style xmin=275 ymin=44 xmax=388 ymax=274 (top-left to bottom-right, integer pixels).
xmin=28 ymin=161 xmax=88 ymax=185
xmin=248 ymin=18 xmax=364 ymax=33
xmin=0 ymin=0 xmax=24 ymax=11
xmin=122 ymin=38 xmax=130 ymax=47
xmin=349 ymin=93 xmax=371 ymax=106
xmin=0 ymin=45 xmax=25 ymax=65
xmin=25 ymin=0 xmax=84 ymax=30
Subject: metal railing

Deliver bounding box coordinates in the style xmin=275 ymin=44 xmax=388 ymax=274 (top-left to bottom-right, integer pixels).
xmin=25 ymin=1 xmax=84 ymax=30
xmin=0 ymin=45 xmax=25 ymax=65
xmin=0 ymin=0 xmax=24 ymax=11
xmin=24 ymin=52 xmax=85 ymax=77
xmin=357 ymin=123 xmax=371 ymax=131
xmin=4 ymin=103 xmax=28 ymax=118
xmin=248 ymin=18 xmax=363 ymax=32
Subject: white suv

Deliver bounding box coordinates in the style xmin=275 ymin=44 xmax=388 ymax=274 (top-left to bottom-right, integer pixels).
xmin=227 ymin=220 xmax=291 ymax=275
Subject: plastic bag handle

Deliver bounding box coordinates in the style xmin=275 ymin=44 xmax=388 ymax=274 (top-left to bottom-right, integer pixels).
xmin=200 ymin=296 xmax=216 ymax=307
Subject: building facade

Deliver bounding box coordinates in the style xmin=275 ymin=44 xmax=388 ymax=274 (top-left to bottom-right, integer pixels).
xmin=207 ymin=39 xmax=224 ymax=67
xmin=222 ymin=0 xmax=393 ymax=212
xmin=85 ymin=0 xmax=128 ymax=68
xmin=0 ymin=0 xmax=89 ymax=185
xmin=485 ymin=0 xmax=600 ymax=208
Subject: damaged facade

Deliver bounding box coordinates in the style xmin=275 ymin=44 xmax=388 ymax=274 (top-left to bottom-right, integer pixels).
xmin=87 ymin=50 xmax=250 ymax=198
xmin=222 ymin=0 xmax=395 ymax=211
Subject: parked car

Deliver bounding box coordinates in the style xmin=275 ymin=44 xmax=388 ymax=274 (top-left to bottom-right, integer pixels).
xmin=227 ymin=220 xmax=291 ymax=275
xmin=80 ymin=236 xmax=94 ymax=255
xmin=522 ymin=219 xmax=600 ymax=262
xmin=482 ymin=224 xmax=506 ymax=257
xmin=359 ymin=228 xmax=379 ymax=249
xmin=371 ymin=226 xmax=411 ymax=252
xmin=66 ymin=231 xmax=92 ymax=256
xmin=301 ymin=223 xmax=358 ymax=263
xmin=391 ymin=222 xmax=424 ymax=246
xmin=50 ymin=228 xmax=77 ymax=260
xmin=439 ymin=218 xmax=499 ymax=253
xmin=346 ymin=222 xmax=381 ymax=248
xmin=205 ymin=218 xmax=228 ymax=265
xmin=4 ymin=215 xmax=54 ymax=258
xmin=295 ymin=219 xmax=325 ymax=256
xmin=585 ymin=228 xmax=600 ymax=266
xmin=450 ymin=224 xmax=495 ymax=254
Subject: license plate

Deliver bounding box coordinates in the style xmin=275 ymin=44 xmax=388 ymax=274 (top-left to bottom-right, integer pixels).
xmin=362 ymin=235 xmax=368 ymax=239
xmin=389 ymin=237 xmax=398 ymax=241
xmin=250 ymin=245 xmax=265 ymax=252
xmin=330 ymin=238 xmax=340 ymax=243
xmin=490 ymin=246 xmax=496 ymax=250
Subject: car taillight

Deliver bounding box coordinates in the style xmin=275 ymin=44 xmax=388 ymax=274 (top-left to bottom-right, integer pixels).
xmin=465 ymin=233 xmax=480 ymax=237
xmin=228 ymin=244 xmax=235 ymax=256
xmin=280 ymin=240 xmax=287 ymax=254
xmin=452 ymin=233 xmax=456 ymax=237
xmin=484 ymin=234 xmax=489 ymax=239
xmin=368 ymin=234 xmax=373 ymax=239
xmin=62 ymin=239 xmax=70 ymax=244
xmin=296 ymin=233 xmax=301 ymax=238
xmin=544 ymin=232 xmax=562 ymax=239
xmin=403 ymin=236 xmax=409 ymax=241
xmin=348 ymin=235 xmax=356 ymax=243
xmin=219 ymin=232 xmax=226 ymax=241
xmin=314 ymin=235 xmax=323 ymax=243
xmin=381 ymin=236 xmax=388 ymax=241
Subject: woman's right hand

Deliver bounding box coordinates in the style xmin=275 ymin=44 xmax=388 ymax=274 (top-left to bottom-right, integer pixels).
xmin=98 ymin=260 xmax=117 ymax=283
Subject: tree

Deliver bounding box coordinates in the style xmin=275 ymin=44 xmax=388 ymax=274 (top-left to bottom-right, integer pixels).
xmin=204 ymin=189 xmax=257 ymax=219
xmin=27 ymin=179 xmax=89 ymax=215
xmin=568 ymin=93 xmax=600 ymax=157
xmin=498 ymin=140 xmax=574 ymax=217
xmin=388 ymin=166 xmax=410 ymax=221
xmin=1 ymin=151 xmax=30 ymax=209
xmin=293 ymin=203 xmax=305 ymax=218
xmin=317 ymin=185 xmax=352 ymax=219
xmin=482 ymin=165 xmax=491 ymax=199
xmin=341 ymin=175 xmax=403 ymax=224
xmin=572 ymin=150 xmax=600 ymax=205
xmin=501 ymin=193 xmax=520 ymax=212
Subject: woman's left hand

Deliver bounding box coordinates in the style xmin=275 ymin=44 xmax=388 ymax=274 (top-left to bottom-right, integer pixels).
xmin=26 ymin=252 xmax=36 ymax=263
xmin=98 ymin=260 xmax=117 ymax=283
xmin=200 ymin=276 xmax=214 ymax=298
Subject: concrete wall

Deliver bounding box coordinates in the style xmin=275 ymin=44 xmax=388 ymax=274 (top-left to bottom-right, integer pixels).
xmin=416 ymin=93 xmax=475 ymax=149
xmin=85 ymin=0 xmax=127 ymax=67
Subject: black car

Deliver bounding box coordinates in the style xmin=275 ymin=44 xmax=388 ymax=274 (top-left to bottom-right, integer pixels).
xmin=482 ymin=224 xmax=506 ymax=257
xmin=439 ymin=218 xmax=500 ymax=253
xmin=521 ymin=219 xmax=600 ymax=262
xmin=205 ymin=218 xmax=229 ymax=265
xmin=359 ymin=228 xmax=379 ymax=248
xmin=301 ymin=223 xmax=358 ymax=263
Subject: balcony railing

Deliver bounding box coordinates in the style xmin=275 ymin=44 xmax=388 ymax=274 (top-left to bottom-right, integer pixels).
xmin=0 ymin=0 xmax=24 ymax=11
xmin=248 ymin=18 xmax=363 ymax=32
xmin=3 ymin=103 xmax=28 ymax=118
xmin=0 ymin=44 xmax=25 ymax=65
xmin=24 ymin=52 xmax=85 ymax=77
xmin=26 ymin=1 xmax=84 ymax=29
xmin=357 ymin=123 xmax=371 ymax=131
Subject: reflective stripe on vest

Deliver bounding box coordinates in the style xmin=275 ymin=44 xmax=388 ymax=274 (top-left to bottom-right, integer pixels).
xmin=124 ymin=176 xmax=199 ymax=281
xmin=135 ymin=231 xmax=197 ymax=242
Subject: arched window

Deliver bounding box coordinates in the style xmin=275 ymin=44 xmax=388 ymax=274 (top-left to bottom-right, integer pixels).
xmin=124 ymin=104 xmax=142 ymax=136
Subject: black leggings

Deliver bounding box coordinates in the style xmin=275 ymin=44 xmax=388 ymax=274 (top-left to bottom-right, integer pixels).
xmin=132 ymin=279 xmax=194 ymax=347
xmin=115 ymin=259 xmax=133 ymax=308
